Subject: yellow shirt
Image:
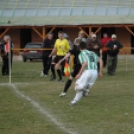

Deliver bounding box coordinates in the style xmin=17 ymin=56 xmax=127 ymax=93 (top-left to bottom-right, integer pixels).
xmin=54 ymin=39 xmax=70 ymax=56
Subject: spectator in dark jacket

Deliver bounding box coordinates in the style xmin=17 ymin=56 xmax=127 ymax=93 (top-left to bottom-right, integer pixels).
xmin=0 ymin=35 xmax=14 ymax=76
xmin=106 ymin=34 xmax=122 ymax=76
xmin=87 ymin=34 xmax=102 ymax=56
xmin=101 ymin=33 xmax=111 ymax=67
xmin=40 ymin=32 xmax=55 ymax=77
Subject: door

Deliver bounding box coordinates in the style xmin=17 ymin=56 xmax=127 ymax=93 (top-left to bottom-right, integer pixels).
xmin=20 ymin=29 xmax=32 ymax=48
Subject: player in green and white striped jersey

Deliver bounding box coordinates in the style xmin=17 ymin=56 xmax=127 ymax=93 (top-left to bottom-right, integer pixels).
xmin=78 ymin=49 xmax=99 ymax=70
xmin=70 ymin=42 xmax=103 ymax=105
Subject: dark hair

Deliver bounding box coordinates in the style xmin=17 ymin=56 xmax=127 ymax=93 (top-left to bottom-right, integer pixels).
xmin=47 ymin=32 xmax=53 ymax=35
xmin=58 ymin=31 xmax=64 ymax=34
xmin=79 ymin=41 xmax=87 ymax=50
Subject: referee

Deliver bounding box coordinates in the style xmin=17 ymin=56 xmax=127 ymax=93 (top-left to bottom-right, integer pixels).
xmin=49 ymin=31 xmax=70 ymax=82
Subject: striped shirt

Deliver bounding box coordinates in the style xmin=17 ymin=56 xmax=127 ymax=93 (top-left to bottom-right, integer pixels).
xmin=78 ymin=49 xmax=99 ymax=70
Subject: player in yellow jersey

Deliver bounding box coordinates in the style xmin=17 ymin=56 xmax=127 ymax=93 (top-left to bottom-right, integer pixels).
xmin=49 ymin=31 xmax=70 ymax=82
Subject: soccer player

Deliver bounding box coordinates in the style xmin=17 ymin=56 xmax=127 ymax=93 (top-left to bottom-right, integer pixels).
xmin=57 ymin=38 xmax=82 ymax=97
xmin=70 ymin=42 xmax=103 ymax=105
xmin=49 ymin=31 xmax=70 ymax=82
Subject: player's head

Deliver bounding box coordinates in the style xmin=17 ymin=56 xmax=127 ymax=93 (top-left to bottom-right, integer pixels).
xmin=47 ymin=32 xmax=53 ymax=40
xmin=79 ymin=41 xmax=87 ymax=50
xmin=75 ymin=38 xmax=82 ymax=46
xmin=58 ymin=31 xmax=64 ymax=39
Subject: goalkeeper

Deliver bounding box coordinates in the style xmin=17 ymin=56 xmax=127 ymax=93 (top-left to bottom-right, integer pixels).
xmin=56 ymin=38 xmax=82 ymax=97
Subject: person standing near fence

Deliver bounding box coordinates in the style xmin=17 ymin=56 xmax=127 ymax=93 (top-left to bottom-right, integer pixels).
xmin=74 ymin=31 xmax=87 ymax=44
xmin=87 ymin=34 xmax=102 ymax=71
xmin=106 ymin=34 xmax=123 ymax=76
xmin=101 ymin=33 xmax=111 ymax=67
xmin=49 ymin=31 xmax=70 ymax=82
xmin=0 ymin=35 xmax=14 ymax=76
xmin=63 ymin=33 xmax=73 ymax=49
xmin=40 ymin=32 xmax=55 ymax=77
xmin=87 ymin=33 xmax=102 ymax=56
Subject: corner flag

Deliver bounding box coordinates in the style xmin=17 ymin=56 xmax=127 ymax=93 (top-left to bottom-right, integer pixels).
xmin=64 ymin=62 xmax=70 ymax=77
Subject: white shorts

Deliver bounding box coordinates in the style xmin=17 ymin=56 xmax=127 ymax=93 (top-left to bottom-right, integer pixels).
xmin=75 ymin=70 xmax=98 ymax=91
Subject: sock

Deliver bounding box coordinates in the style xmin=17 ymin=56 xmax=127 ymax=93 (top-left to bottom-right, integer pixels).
xmin=57 ymin=69 xmax=62 ymax=79
xmin=51 ymin=64 xmax=56 ymax=77
xmin=73 ymin=90 xmax=83 ymax=102
xmin=64 ymin=79 xmax=72 ymax=93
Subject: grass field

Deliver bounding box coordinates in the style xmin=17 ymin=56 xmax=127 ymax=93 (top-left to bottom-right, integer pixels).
xmin=0 ymin=59 xmax=134 ymax=134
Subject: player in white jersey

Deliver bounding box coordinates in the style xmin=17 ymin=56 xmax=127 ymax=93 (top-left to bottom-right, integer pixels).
xmin=70 ymin=42 xmax=103 ymax=105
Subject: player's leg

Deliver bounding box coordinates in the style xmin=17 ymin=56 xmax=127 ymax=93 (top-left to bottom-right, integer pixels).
xmin=56 ymin=56 xmax=64 ymax=82
xmin=70 ymin=70 xmax=90 ymax=105
xmin=85 ymin=70 xmax=98 ymax=92
xmin=70 ymin=70 xmax=98 ymax=105
xmin=59 ymin=75 xmax=74 ymax=96
xmin=59 ymin=64 xmax=81 ymax=97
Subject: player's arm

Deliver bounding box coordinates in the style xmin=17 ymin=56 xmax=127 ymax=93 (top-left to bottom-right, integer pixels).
xmin=75 ymin=53 xmax=87 ymax=79
xmin=98 ymin=58 xmax=103 ymax=78
xmin=55 ymin=52 xmax=71 ymax=70
xmin=59 ymin=52 xmax=71 ymax=64
xmin=76 ymin=62 xmax=87 ymax=79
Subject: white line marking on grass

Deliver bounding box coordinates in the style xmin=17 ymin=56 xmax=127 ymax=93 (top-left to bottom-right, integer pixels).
xmin=0 ymin=80 xmax=133 ymax=86
xmin=10 ymin=84 xmax=76 ymax=134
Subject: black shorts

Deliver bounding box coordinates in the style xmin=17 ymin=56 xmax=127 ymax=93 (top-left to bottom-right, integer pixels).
xmin=53 ymin=56 xmax=65 ymax=66
xmin=71 ymin=64 xmax=81 ymax=77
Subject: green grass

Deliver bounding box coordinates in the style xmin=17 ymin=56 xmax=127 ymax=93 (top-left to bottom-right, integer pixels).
xmin=0 ymin=59 xmax=134 ymax=134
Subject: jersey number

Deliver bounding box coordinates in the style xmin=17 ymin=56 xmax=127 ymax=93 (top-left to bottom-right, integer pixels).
xmin=90 ymin=55 xmax=95 ymax=62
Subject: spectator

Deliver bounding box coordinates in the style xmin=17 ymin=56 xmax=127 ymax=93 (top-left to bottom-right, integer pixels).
xmin=40 ymin=32 xmax=55 ymax=77
xmin=49 ymin=31 xmax=70 ymax=82
xmin=0 ymin=35 xmax=14 ymax=76
xmin=87 ymin=34 xmax=102 ymax=56
xmin=87 ymin=32 xmax=94 ymax=42
xmin=74 ymin=31 xmax=87 ymax=44
xmin=106 ymin=34 xmax=123 ymax=76
xmin=63 ymin=33 xmax=73 ymax=49
xmin=101 ymin=33 xmax=111 ymax=67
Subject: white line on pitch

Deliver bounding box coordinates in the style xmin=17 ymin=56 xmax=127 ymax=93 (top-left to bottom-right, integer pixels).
xmin=10 ymin=84 xmax=77 ymax=134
